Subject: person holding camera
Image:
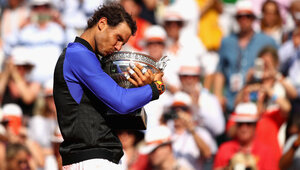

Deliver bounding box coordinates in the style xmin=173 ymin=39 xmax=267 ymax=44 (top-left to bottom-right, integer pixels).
xmin=214 ymin=102 xmax=277 ymax=170
xmin=162 ymin=91 xmax=217 ymax=170
xmin=234 ymin=46 xmax=292 ymax=168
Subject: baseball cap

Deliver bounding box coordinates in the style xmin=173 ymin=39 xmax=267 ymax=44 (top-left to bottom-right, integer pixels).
xmin=2 ymin=103 xmax=23 ymax=135
xmin=171 ymin=91 xmax=192 ymax=107
xmin=163 ymin=6 xmax=185 ymax=22
xmin=235 ymin=0 xmax=255 ymax=17
xmin=43 ymin=78 xmax=53 ymax=97
xmin=178 ymin=59 xmax=201 ymax=76
xmin=230 ymin=102 xmax=259 ymax=123
xmin=144 ymin=25 xmax=167 ymax=43
xmin=11 ymin=47 xmax=35 ymax=67
xmin=140 ymin=125 xmax=172 ymax=154
xmin=30 ymin=0 xmax=52 ymax=6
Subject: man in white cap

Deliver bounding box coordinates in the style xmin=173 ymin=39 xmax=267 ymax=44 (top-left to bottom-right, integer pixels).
xmin=213 ymin=102 xmax=277 ymax=170
xmin=140 ymin=125 xmax=193 ymax=170
xmin=162 ymin=91 xmax=217 ymax=170
xmin=178 ymin=62 xmax=225 ymax=139
xmin=213 ymin=0 xmax=277 ymax=114
xmin=142 ymin=25 xmax=167 ymax=61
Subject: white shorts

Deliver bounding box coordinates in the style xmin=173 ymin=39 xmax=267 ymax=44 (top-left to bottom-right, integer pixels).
xmin=62 ymin=158 xmax=122 ymax=170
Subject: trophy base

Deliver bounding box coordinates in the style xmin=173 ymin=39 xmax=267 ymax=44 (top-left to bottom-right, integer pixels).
xmin=105 ymin=108 xmax=147 ymax=130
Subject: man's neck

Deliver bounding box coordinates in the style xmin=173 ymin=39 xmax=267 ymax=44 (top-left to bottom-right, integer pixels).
xmin=80 ymin=29 xmax=95 ymax=51
xmin=239 ymin=139 xmax=253 ymax=152
xmin=160 ymin=154 xmax=177 ymax=170
xmin=239 ymin=29 xmax=254 ymax=49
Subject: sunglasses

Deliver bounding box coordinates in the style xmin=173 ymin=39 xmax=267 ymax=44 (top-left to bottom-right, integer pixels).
xmin=146 ymin=41 xmax=165 ymax=46
xmin=164 ymin=21 xmax=184 ymax=27
xmin=236 ymin=14 xmax=255 ymax=20
xmin=32 ymin=4 xmax=51 ymax=9
xmin=237 ymin=122 xmax=256 ymax=127
xmin=171 ymin=106 xmax=190 ymax=112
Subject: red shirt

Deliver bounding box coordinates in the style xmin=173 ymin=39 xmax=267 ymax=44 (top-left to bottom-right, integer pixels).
xmin=214 ymin=140 xmax=277 ymax=170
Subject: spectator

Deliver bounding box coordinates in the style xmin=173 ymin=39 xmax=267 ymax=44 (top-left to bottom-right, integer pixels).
xmin=28 ymin=78 xmax=58 ymax=170
xmin=141 ymin=25 xmax=173 ymax=129
xmin=15 ymin=0 xmax=65 ymax=84
xmin=0 ymin=0 xmax=29 ymax=55
xmin=283 ymin=0 xmax=300 ymax=42
xmin=280 ymin=111 xmax=300 ymax=170
xmin=213 ymin=102 xmax=277 ymax=170
xmin=117 ymin=130 xmax=144 ymax=170
xmin=51 ymin=126 xmax=63 ymax=170
xmin=177 ymin=63 xmax=225 ymax=138
xmin=0 ymin=52 xmax=41 ymax=118
xmin=195 ymin=0 xmax=223 ymax=90
xmin=162 ymin=91 xmax=217 ymax=170
xmin=6 ymin=143 xmax=32 ymax=170
xmin=213 ymin=0 xmax=277 ymax=113
xmin=1 ymin=103 xmax=45 ymax=169
xmin=140 ymin=125 xmax=193 ymax=170
xmin=260 ymin=0 xmax=284 ymax=45
xmin=162 ymin=8 xmax=207 ymax=92
xmin=234 ymin=46 xmax=291 ymax=166
xmin=120 ymin=0 xmax=151 ymax=51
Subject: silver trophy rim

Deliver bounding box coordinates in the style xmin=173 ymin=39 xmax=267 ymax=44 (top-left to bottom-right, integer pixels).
xmin=102 ymin=51 xmax=159 ymax=70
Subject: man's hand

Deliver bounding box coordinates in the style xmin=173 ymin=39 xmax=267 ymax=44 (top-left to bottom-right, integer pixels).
xmin=126 ymin=62 xmax=164 ymax=87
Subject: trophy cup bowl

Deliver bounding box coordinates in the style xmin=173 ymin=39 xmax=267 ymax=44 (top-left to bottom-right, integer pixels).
xmin=101 ymin=51 xmax=168 ymax=130
xmin=102 ymin=51 xmax=162 ymax=88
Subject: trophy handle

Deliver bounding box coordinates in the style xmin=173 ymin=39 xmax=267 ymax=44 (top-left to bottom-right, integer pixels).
xmin=157 ymin=55 xmax=170 ymax=71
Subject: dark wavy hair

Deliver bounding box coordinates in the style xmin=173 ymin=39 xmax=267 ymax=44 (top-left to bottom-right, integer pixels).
xmin=86 ymin=3 xmax=137 ymax=36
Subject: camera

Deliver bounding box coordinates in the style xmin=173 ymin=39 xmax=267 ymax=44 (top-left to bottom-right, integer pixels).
xmin=253 ymin=58 xmax=264 ymax=83
xmin=162 ymin=106 xmax=189 ymax=121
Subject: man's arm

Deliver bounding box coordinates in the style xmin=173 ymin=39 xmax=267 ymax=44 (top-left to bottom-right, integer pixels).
xmin=65 ymin=50 xmax=163 ymax=114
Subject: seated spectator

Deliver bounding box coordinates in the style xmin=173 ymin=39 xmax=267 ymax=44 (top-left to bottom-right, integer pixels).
xmin=213 ymin=102 xmax=277 ymax=170
xmin=120 ymin=0 xmax=151 ymax=51
xmin=162 ymin=8 xmax=207 ymax=93
xmin=234 ymin=46 xmax=291 ymax=166
xmin=1 ymin=103 xmax=45 ymax=169
xmin=280 ymin=110 xmax=300 ymax=170
xmin=1 ymin=0 xmax=29 ymax=55
xmin=14 ymin=0 xmax=65 ymax=84
xmin=0 ymin=53 xmax=41 ymax=118
xmin=140 ymin=125 xmax=193 ymax=170
xmin=178 ymin=62 xmax=225 ymax=138
xmin=260 ymin=0 xmax=284 ymax=45
xmin=117 ymin=129 xmax=144 ymax=170
xmin=141 ymin=25 xmax=174 ymax=129
xmin=28 ymin=78 xmax=58 ymax=170
xmin=162 ymin=91 xmax=217 ymax=170
xmin=6 ymin=143 xmax=32 ymax=170
xmin=213 ymin=0 xmax=277 ymax=113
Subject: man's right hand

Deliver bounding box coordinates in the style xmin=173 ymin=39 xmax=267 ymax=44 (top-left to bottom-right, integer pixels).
xmin=126 ymin=62 xmax=164 ymax=87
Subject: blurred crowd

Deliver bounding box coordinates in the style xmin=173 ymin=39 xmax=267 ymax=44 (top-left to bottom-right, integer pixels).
xmin=0 ymin=0 xmax=300 ymax=170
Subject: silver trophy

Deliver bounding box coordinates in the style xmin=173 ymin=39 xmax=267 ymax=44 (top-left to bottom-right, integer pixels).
xmin=101 ymin=51 xmax=169 ymax=129
xmin=102 ymin=51 xmax=168 ymax=88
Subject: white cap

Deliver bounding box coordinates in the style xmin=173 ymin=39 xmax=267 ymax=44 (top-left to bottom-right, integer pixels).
xmin=171 ymin=91 xmax=192 ymax=107
xmin=235 ymin=0 xmax=255 ymax=16
xmin=231 ymin=102 xmax=259 ymax=122
xmin=30 ymin=0 xmax=52 ymax=6
xmin=43 ymin=78 xmax=53 ymax=97
xmin=163 ymin=6 xmax=185 ymax=22
xmin=140 ymin=125 xmax=172 ymax=154
xmin=144 ymin=25 xmax=167 ymax=43
xmin=178 ymin=59 xmax=201 ymax=76
xmin=2 ymin=103 xmax=23 ymax=118
xmin=11 ymin=47 xmax=35 ymax=66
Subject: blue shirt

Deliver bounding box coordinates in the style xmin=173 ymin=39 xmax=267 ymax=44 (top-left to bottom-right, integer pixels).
xmin=63 ymin=38 xmax=154 ymax=114
xmin=217 ymin=32 xmax=277 ymax=111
